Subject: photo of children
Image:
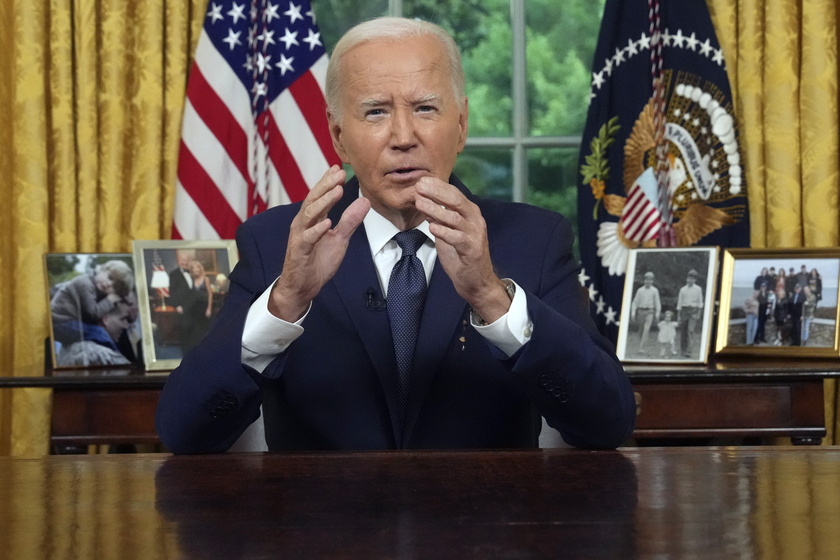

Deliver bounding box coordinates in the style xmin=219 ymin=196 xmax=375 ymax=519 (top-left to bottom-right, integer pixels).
xmin=617 ymin=247 xmax=719 ymax=363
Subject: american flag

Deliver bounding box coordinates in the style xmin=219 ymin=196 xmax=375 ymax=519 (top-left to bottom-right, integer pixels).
xmin=173 ymin=0 xmax=341 ymax=240
xmin=621 ymin=168 xmax=661 ymax=243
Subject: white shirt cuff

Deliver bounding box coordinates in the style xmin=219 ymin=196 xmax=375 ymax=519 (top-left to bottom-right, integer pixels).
xmin=241 ymin=279 xmax=309 ymax=373
xmin=471 ymin=279 xmax=533 ymax=357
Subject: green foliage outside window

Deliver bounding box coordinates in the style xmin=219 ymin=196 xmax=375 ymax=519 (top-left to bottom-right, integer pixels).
xmin=313 ymin=0 xmax=607 ymax=256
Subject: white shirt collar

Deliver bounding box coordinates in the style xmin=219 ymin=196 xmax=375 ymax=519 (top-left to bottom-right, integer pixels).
xmin=361 ymin=196 xmax=433 ymax=256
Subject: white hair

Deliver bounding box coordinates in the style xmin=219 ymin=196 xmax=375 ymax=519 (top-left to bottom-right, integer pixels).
xmin=325 ymin=17 xmax=466 ymax=122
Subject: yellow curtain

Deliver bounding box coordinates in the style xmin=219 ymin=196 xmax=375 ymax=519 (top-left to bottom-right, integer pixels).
xmin=709 ymin=0 xmax=840 ymax=444
xmin=2 ymin=0 xmax=839 ymax=454
xmin=0 ymin=0 xmax=205 ymax=456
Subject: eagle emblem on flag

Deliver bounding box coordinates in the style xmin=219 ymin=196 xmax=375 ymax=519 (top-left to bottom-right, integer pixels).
xmin=576 ymin=0 xmax=750 ymax=340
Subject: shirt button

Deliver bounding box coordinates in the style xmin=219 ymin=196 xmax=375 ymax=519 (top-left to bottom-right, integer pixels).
xmin=523 ymin=326 xmax=533 ymax=337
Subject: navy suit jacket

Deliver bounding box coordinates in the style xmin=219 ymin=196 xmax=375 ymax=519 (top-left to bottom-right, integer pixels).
xmin=156 ymin=176 xmax=636 ymax=453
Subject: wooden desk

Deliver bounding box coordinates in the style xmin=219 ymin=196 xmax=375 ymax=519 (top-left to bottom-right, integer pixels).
xmin=1 ymin=448 xmax=839 ymax=559
xmin=0 ymin=368 xmax=166 ymax=451
xmin=2 ymin=360 xmax=838 ymax=450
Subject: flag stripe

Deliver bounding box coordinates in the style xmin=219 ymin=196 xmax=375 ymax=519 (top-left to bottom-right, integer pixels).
xmin=173 ymin=1 xmax=338 ymax=240
xmin=288 ymin=59 xmax=340 ymax=167
xmin=186 ymin=67 xmax=252 ymax=186
xmin=269 ymin=98 xmax=329 ymax=191
xmin=179 ymin=100 xmax=250 ymax=220
xmin=177 ymin=141 xmax=246 ymax=237
xmin=262 ymin=111 xmax=311 ymax=202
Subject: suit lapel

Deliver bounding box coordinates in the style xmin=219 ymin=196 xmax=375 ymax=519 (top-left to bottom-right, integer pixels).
xmin=401 ymin=249 xmax=468 ymax=445
xmin=328 ymin=179 xmax=403 ymax=444
xmin=328 ymin=175 xmax=472 ymax=447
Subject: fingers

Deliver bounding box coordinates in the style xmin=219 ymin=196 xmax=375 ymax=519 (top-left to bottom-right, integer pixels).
xmin=414 ymin=176 xmax=465 ymax=221
xmin=333 ymin=196 xmax=371 ymax=240
xmin=298 ymin=165 xmax=347 ymax=228
xmin=414 ymin=177 xmax=482 ymax=247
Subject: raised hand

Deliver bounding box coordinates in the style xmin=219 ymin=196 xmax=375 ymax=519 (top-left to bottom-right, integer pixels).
xmin=413 ymin=176 xmax=511 ymax=324
xmin=269 ymin=165 xmax=371 ymax=322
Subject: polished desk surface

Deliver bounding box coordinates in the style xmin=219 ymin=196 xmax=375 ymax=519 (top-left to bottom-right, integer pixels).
xmin=2 ymin=447 xmax=840 ymax=559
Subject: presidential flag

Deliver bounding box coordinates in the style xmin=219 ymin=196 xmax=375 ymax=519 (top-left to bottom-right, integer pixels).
xmin=173 ymin=0 xmax=341 ymax=240
xmin=577 ymin=0 xmax=749 ymax=341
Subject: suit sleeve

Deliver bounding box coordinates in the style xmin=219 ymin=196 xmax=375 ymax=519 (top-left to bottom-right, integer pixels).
xmin=155 ymin=222 xmax=279 ymax=454
xmin=503 ymin=216 xmax=635 ymax=449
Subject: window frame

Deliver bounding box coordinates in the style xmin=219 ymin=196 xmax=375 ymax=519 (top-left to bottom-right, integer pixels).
xmin=389 ymin=0 xmax=583 ymax=203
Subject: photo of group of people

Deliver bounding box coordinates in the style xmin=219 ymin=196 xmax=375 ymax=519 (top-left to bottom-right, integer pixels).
xmin=46 ymin=254 xmax=143 ymax=368
xmin=723 ymin=257 xmax=838 ymax=350
xmin=617 ymin=248 xmax=719 ymax=363
xmin=46 ymin=241 xmax=238 ymax=371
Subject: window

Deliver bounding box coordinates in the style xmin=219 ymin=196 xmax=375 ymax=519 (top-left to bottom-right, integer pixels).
xmin=317 ymin=0 xmax=606 ymax=256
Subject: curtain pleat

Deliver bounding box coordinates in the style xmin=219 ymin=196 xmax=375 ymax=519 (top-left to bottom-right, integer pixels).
xmin=1 ymin=0 xmax=838 ymax=453
xmin=0 ymin=0 xmax=204 ymax=456
xmin=710 ymin=0 xmax=839 ymax=445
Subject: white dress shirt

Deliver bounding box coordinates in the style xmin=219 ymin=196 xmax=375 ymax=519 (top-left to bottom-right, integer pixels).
xmin=240 ymin=205 xmax=533 ymax=373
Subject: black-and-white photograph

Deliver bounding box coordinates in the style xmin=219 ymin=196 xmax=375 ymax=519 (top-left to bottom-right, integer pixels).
xmin=45 ymin=253 xmax=143 ymax=369
xmin=133 ymin=240 xmax=238 ymax=371
xmin=716 ymin=248 xmax=840 ymax=357
xmin=617 ymin=247 xmax=719 ymax=364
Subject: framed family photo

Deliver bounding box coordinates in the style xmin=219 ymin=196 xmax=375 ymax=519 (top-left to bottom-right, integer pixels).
xmin=617 ymin=247 xmax=720 ymax=364
xmin=44 ymin=252 xmax=142 ymax=369
xmin=133 ymin=240 xmax=238 ymax=372
xmin=715 ymin=248 xmax=840 ymax=358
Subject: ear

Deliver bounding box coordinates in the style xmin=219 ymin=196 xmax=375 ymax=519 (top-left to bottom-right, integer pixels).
xmin=327 ymin=110 xmax=350 ymax=163
xmin=456 ymin=97 xmax=469 ymax=154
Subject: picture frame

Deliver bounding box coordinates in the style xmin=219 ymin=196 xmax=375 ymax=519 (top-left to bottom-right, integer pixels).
xmin=617 ymin=247 xmax=720 ymax=364
xmin=715 ymin=248 xmax=840 ymax=357
xmin=132 ymin=240 xmax=238 ymax=372
xmin=44 ymin=252 xmax=142 ymax=369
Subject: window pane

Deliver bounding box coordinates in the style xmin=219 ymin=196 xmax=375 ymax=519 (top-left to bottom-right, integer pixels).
xmin=315 ymin=0 xmax=389 ymax=51
xmin=454 ymin=148 xmax=513 ymax=201
xmin=526 ymin=0 xmax=605 ymax=136
xmin=527 ymin=147 xmax=581 ymax=257
xmin=405 ymin=0 xmax=512 ymax=136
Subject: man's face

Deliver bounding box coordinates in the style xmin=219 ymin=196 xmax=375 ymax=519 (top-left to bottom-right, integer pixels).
xmin=176 ymin=251 xmax=193 ymax=269
xmin=103 ymin=304 xmax=130 ymax=340
xmin=328 ymin=34 xmax=468 ymax=221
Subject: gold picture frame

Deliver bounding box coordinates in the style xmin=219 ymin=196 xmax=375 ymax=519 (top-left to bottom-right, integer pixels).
xmin=132 ymin=240 xmax=238 ymax=372
xmin=44 ymin=252 xmax=141 ymax=369
xmin=716 ymin=248 xmax=840 ymax=357
xmin=616 ymin=247 xmax=720 ymax=364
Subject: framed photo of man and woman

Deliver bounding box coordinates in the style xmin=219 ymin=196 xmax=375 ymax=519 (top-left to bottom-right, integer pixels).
xmin=617 ymin=247 xmax=720 ymax=364
xmin=716 ymin=248 xmax=840 ymax=357
xmin=133 ymin=240 xmax=238 ymax=372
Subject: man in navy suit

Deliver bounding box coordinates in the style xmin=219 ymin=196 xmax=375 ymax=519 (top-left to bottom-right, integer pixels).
xmin=156 ymin=17 xmax=636 ymax=453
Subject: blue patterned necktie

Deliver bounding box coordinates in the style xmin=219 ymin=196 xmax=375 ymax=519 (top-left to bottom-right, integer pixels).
xmin=387 ymin=229 xmax=428 ymax=423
